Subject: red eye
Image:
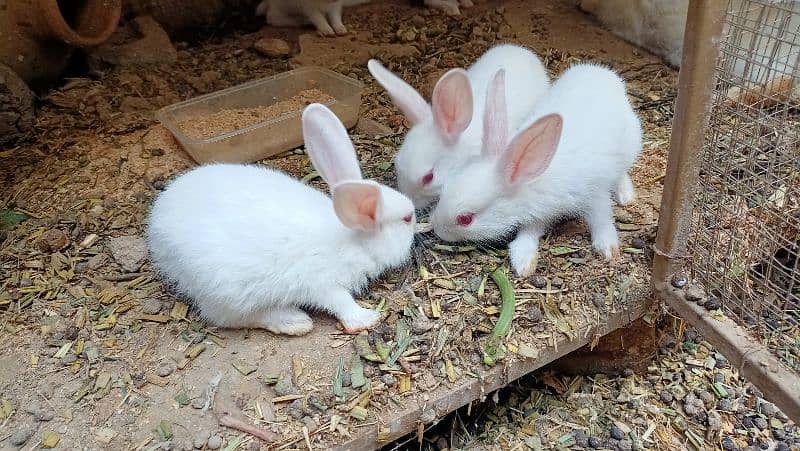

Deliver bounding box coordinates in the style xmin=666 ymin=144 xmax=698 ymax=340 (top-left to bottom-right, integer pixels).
xmin=403 ymin=214 xmax=413 ymax=224
xmin=420 ymin=171 xmax=434 ymax=186
xmin=456 ymin=213 xmax=474 ymax=227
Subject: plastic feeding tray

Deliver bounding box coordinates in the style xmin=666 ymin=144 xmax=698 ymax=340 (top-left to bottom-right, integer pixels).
xmin=156 ymin=67 xmax=363 ymax=164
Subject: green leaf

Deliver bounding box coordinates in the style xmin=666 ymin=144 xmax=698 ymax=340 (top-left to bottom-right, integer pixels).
xmin=549 ymin=245 xmax=577 ymax=256
xmin=333 ymin=357 xmax=345 ymax=398
xmin=157 ymin=420 xmax=173 ymax=440
xmin=0 ymin=209 xmax=27 ymax=228
xmin=350 ymin=356 xmax=367 ymax=389
xmin=0 ymin=399 xmax=13 ymax=419
xmin=222 ymin=435 xmax=243 ymax=451
xmin=483 ymin=267 xmax=515 ymax=367
xmin=174 ymin=391 xmax=190 ymax=406
xmin=42 ymin=431 xmax=60 ymax=448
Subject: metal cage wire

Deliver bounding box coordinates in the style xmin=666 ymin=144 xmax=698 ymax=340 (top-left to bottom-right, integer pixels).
xmin=687 ymin=0 xmax=800 ymax=373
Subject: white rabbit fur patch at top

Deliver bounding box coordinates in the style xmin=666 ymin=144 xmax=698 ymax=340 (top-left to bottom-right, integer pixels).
xmin=146 ymin=104 xmax=416 ymax=336
xmin=430 ymin=64 xmax=642 ymax=277
xmin=578 ymin=0 xmax=800 ymax=105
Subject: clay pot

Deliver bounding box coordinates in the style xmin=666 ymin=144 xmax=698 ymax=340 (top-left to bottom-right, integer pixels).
xmin=0 ymin=62 xmax=35 ymax=145
xmin=0 ymin=0 xmax=122 ymax=90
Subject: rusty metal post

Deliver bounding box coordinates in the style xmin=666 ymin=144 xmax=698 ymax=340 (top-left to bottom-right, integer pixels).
xmin=652 ymin=0 xmax=728 ymax=289
xmin=652 ymin=0 xmax=800 ymax=423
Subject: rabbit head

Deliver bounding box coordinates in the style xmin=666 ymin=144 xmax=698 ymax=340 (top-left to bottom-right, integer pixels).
xmin=368 ymin=59 xmax=477 ymax=209
xmin=431 ymin=70 xmax=564 ymax=243
xmin=302 ymin=103 xmax=416 ymax=234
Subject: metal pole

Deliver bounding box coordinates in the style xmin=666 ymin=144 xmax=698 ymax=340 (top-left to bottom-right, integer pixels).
xmin=652 ymin=0 xmax=800 ymax=423
xmin=652 ymin=0 xmax=728 ymax=288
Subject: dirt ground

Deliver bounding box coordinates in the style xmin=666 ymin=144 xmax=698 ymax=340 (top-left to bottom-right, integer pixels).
xmin=0 ymin=0 xmax=797 ymax=450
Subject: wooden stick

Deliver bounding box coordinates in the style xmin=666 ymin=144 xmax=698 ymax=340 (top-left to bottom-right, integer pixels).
xmin=218 ymin=414 xmax=278 ymax=442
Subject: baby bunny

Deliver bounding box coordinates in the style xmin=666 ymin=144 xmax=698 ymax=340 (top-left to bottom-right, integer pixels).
xmin=256 ymin=0 xmax=370 ymax=36
xmin=411 ymin=0 xmax=474 ymax=16
xmin=146 ymin=104 xmax=415 ymax=335
xmin=431 ymin=64 xmax=642 ymax=277
xmin=368 ymin=44 xmax=549 ymax=209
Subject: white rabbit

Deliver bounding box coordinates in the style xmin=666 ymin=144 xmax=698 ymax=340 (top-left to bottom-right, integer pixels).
xmin=430 ymin=64 xmax=642 ymax=277
xmin=146 ymin=104 xmax=415 ymax=335
xmin=368 ymin=44 xmax=550 ymax=209
xmin=578 ymin=0 xmax=687 ymax=67
xmin=579 ymin=0 xmax=800 ymax=104
xmin=413 ymin=0 xmax=474 ymax=16
xmin=256 ymin=0 xmax=370 ymax=36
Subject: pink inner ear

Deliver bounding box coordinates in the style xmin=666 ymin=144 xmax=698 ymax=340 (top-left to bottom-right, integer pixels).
xmin=504 ymin=114 xmax=563 ymax=186
xmin=358 ymin=195 xmax=378 ymax=222
xmin=302 ymin=104 xmax=362 ymax=188
xmin=432 ymin=69 xmax=473 ymax=143
xmin=332 ymin=182 xmax=381 ymax=232
xmin=481 ymin=69 xmax=508 ymax=158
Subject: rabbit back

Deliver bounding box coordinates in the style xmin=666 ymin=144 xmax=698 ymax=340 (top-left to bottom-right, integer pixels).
xmin=147 ymin=164 xmax=358 ymax=322
xmin=517 ymin=64 xmax=641 ymax=199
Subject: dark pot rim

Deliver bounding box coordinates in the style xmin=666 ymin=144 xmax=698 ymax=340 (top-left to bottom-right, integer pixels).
xmin=37 ymin=0 xmax=122 ymax=47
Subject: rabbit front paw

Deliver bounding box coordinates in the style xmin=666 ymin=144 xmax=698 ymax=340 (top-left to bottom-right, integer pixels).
xmin=425 ymin=0 xmax=461 ymax=16
xmin=615 ymin=174 xmax=636 ymax=205
xmin=340 ymin=307 xmax=381 ymax=334
xmin=261 ymin=308 xmax=314 ymax=336
xmin=509 ymin=236 xmax=540 ymax=278
xmin=592 ymin=239 xmax=620 ymax=260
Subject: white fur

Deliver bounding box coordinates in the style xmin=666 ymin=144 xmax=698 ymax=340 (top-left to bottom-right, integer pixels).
xmin=146 ymin=104 xmax=415 ymax=335
xmin=431 ymin=64 xmax=642 ymax=277
xmin=579 ymin=0 xmax=800 ymax=84
xmin=422 ymin=0 xmax=474 ymax=16
xmin=369 ymin=44 xmax=550 ymax=209
xmin=579 ymin=0 xmax=687 ymax=67
xmin=256 ymin=0 xmax=370 ymax=36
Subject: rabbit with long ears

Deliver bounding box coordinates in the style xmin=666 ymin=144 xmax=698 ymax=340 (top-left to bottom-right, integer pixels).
xmin=256 ymin=0 xmax=370 ymax=36
xmin=415 ymin=0 xmax=473 ymax=16
xmin=430 ymin=64 xmax=642 ymax=277
xmin=368 ymin=44 xmax=549 ymax=209
xmin=146 ymin=104 xmax=416 ymax=336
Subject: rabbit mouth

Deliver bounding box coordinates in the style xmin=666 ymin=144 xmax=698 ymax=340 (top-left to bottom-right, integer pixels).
xmin=410 ymin=191 xmax=438 ymax=210
xmin=434 ymin=224 xmax=518 ymax=247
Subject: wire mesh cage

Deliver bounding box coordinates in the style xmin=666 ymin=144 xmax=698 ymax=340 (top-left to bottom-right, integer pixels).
xmin=687 ymin=0 xmax=800 ymax=373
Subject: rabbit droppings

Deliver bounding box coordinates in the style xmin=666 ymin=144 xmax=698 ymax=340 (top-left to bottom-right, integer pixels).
xmin=147 ymin=104 xmax=416 ymax=335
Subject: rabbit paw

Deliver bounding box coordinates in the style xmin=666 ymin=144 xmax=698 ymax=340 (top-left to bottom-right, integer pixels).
xmin=340 ymin=307 xmax=381 ymax=334
xmin=316 ymin=27 xmax=337 ymax=37
xmin=261 ymin=308 xmax=314 ymax=336
xmin=509 ymin=240 xmax=540 ymax=278
xmin=615 ymin=175 xmax=636 ymax=205
xmin=459 ymin=0 xmax=474 ymax=7
xmin=593 ymin=240 xmax=620 ymax=260
xmin=425 ymin=0 xmax=461 ymax=15
xmin=333 ymin=24 xmax=348 ymax=35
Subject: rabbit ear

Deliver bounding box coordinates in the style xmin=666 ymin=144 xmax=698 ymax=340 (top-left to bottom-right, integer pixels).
xmin=431 ymin=68 xmax=473 ymax=144
xmin=500 ymin=113 xmax=563 ymax=187
xmin=302 ymin=103 xmax=362 ymax=188
xmin=481 ymin=69 xmax=508 ymax=158
xmin=332 ymin=181 xmax=382 ymax=232
xmin=368 ymin=59 xmax=430 ymax=125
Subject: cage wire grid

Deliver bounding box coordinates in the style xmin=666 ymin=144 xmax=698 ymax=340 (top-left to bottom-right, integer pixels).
xmin=687 ymin=0 xmax=800 ymax=373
